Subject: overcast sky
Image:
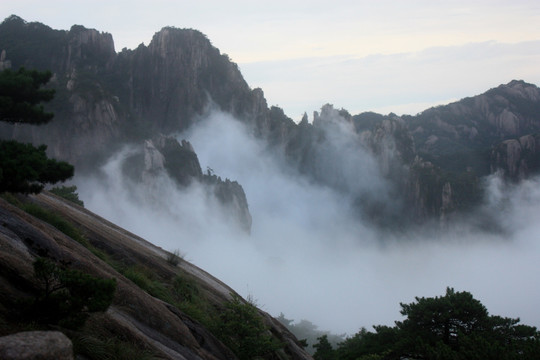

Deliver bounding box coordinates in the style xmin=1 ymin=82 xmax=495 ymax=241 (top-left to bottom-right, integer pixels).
xmin=2 ymin=1 xmax=540 ymax=119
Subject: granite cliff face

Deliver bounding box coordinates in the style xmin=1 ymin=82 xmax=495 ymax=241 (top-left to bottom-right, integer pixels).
xmin=0 ymin=16 xmax=282 ymax=230
xmin=0 ymin=15 xmax=280 ymax=166
xmin=490 ymin=133 xmax=540 ymax=180
xmin=1 ymin=15 xmax=540 ymax=226
xmin=123 ymin=134 xmax=252 ymax=232
xmin=405 ymin=80 xmax=540 ymax=175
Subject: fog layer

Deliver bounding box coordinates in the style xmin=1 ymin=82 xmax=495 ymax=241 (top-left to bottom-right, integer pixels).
xmin=77 ymin=111 xmax=540 ymax=335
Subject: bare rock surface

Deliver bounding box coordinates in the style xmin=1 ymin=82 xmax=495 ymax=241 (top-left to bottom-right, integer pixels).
xmin=0 ymin=331 xmax=73 ymax=360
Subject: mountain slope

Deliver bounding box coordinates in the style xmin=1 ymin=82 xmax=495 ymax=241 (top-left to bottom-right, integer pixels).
xmin=0 ymin=191 xmax=311 ymax=359
xmin=404 ymin=80 xmax=540 ymax=175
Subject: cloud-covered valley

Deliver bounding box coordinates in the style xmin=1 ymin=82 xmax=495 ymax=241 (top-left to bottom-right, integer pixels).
xmin=76 ymin=111 xmax=540 ymax=336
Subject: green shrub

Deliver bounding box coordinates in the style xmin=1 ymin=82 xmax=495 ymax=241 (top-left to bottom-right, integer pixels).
xmin=120 ymin=266 xmax=173 ymax=304
xmin=50 ymin=185 xmax=84 ymax=206
xmin=25 ymin=257 xmax=116 ymax=329
xmin=170 ymin=275 xmax=216 ymax=327
xmin=215 ymin=294 xmax=282 ymax=360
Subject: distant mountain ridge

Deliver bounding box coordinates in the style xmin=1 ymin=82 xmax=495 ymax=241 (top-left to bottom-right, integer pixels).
xmin=404 ymin=79 xmax=540 ymax=176
xmin=1 ymin=15 xmax=540 ymax=227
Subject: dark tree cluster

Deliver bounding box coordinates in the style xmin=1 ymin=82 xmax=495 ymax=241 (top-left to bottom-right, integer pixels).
xmin=18 ymin=257 xmax=116 ymax=329
xmin=0 ymin=67 xmax=55 ymax=124
xmin=0 ymin=67 xmax=73 ymax=193
xmin=314 ymin=287 xmax=540 ymax=360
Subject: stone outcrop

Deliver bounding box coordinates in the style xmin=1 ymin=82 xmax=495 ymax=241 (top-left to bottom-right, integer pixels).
xmin=490 ymin=133 xmax=540 ymax=180
xmin=123 ymin=134 xmax=252 ymax=231
xmin=0 ymin=331 xmax=73 ymax=360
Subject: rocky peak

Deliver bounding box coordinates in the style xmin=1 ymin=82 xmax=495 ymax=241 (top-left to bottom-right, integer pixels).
xmin=66 ymin=25 xmax=116 ymax=69
xmin=405 ymin=80 xmax=540 ymax=176
xmin=124 ymin=135 xmax=252 ymax=232
xmin=150 ymin=27 xmax=210 ymax=59
xmin=496 ymin=80 xmax=540 ymax=102
xmin=490 ymin=133 xmax=540 ymax=180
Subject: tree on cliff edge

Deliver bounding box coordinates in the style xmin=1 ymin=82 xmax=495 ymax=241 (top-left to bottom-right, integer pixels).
xmin=0 ymin=67 xmax=73 ymax=193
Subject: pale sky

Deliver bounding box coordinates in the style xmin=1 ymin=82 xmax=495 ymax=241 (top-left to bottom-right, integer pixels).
xmin=2 ymin=1 xmax=540 ymax=118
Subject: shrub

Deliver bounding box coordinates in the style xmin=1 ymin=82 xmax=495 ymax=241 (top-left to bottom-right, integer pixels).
xmin=166 ymin=249 xmax=184 ymax=266
xmin=120 ymin=266 xmax=173 ymax=304
xmin=215 ymin=294 xmax=282 ymax=360
xmin=25 ymin=257 xmax=116 ymax=329
xmin=50 ymin=185 xmax=84 ymax=206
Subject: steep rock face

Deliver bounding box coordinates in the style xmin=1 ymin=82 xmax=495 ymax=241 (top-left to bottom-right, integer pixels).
xmin=115 ymin=27 xmax=257 ymax=134
xmin=0 ymin=15 xmax=270 ymax=167
xmin=406 ymin=157 xmax=462 ymax=223
xmin=490 ymin=133 xmax=540 ymax=180
xmin=123 ymin=134 xmax=252 ymax=232
xmin=2 ymin=16 xmax=540 ymax=226
xmin=0 ymin=193 xmax=311 ymax=359
xmin=0 ymin=15 xmax=254 ymax=229
xmin=0 ymin=16 xmax=121 ymax=166
xmin=395 ymin=80 xmax=540 ymax=221
xmin=277 ymin=105 xmax=417 ymax=226
xmin=404 ymin=80 xmax=540 ymax=175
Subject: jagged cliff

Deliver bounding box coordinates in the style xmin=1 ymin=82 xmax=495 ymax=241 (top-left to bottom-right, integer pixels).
xmin=490 ymin=133 xmax=540 ymax=180
xmin=123 ymin=134 xmax=252 ymax=232
xmin=1 ymin=15 xmax=540 ymax=226
xmin=0 ymin=15 xmax=283 ymax=167
xmin=0 ymin=192 xmax=311 ymax=359
xmin=0 ymin=15 xmax=285 ymax=231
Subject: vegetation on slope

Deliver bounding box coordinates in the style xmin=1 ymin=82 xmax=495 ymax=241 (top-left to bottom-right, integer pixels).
xmin=0 ymin=193 xmax=296 ymax=359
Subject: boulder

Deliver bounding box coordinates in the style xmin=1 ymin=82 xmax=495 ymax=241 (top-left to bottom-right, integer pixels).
xmin=0 ymin=331 xmax=73 ymax=360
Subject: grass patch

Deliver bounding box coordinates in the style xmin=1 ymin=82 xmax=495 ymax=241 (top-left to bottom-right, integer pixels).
xmin=120 ymin=266 xmax=174 ymax=304
xmin=73 ymin=314 xmax=159 ymax=360
xmin=171 ymin=275 xmax=217 ymax=328
xmin=1 ymin=194 xmax=111 ymax=262
xmin=73 ymin=335 xmax=158 ymax=360
xmin=22 ymin=202 xmax=86 ymax=243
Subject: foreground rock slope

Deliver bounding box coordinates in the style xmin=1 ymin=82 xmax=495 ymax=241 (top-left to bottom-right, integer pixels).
xmin=0 ymin=192 xmax=311 ymax=360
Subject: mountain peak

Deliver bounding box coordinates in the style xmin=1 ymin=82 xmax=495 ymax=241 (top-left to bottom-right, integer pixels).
xmin=490 ymin=79 xmax=540 ymax=102
xmin=3 ymin=14 xmax=25 ymax=24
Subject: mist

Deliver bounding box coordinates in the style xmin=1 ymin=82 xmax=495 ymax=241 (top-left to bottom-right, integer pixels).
xmin=76 ymin=110 xmax=540 ymax=336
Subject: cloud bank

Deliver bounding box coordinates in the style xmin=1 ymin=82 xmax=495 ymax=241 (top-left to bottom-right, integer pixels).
xmin=77 ymin=111 xmax=540 ymax=335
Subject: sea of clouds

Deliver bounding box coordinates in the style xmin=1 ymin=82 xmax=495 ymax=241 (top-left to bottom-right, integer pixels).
xmin=76 ymin=110 xmax=540 ymax=335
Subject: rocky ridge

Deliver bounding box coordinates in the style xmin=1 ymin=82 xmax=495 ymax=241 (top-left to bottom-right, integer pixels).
xmin=1 ymin=15 xmax=540 ymax=225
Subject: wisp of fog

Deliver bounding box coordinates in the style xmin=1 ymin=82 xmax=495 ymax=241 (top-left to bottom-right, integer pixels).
xmin=76 ymin=111 xmax=540 ymax=336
